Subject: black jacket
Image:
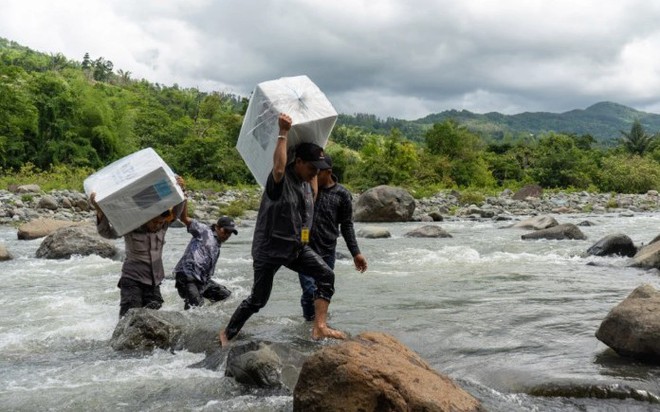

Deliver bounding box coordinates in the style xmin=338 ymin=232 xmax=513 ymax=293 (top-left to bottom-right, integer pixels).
xmin=251 ymin=163 xmax=314 ymax=263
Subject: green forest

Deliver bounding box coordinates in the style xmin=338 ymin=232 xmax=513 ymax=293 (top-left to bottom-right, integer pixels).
xmin=2 ymin=38 xmax=660 ymax=196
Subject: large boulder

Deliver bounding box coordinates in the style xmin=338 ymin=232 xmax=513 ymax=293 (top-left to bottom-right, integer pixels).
xmin=631 ymin=241 xmax=660 ymax=269
xmin=404 ymin=225 xmax=452 ymax=238
xmin=35 ymin=225 xmax=118 ymax=259
xmin=17 ymin=218 xmax=80 ymax=240
xmin=354 ymin=185 xmax=415 ymax=222
xmin=110 ymin=309 xmax=224 ymax=353
xmin=521 ymin=223 xmax=587 ymax=240
xmin=110 ymin=309 xmax=186 ymax=351
xmin=595 ymin=284 xmax=660 ymax=363
xmin=587 ymin=234 xmax=637 ymax=257
xmin=293 ymin=332 xmax=482 ymax=412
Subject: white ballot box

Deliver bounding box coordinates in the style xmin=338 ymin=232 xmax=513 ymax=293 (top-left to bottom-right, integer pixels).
xmin=236 ymin=75 xmax=338 ymax=186
xmin=83 ymin=148 xmax=184 ymax=236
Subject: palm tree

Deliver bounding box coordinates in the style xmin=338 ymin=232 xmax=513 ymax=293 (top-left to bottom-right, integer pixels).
xmin=620 ymin=119 xmax=656 ymax=156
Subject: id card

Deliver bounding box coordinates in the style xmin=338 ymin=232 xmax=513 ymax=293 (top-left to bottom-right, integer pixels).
xmin=301 ymin=227 xmax=310 ymax=244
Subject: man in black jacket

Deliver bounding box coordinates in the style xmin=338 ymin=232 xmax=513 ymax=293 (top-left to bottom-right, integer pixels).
xmin=297 ymin=154 xmax=367 ymax=320
xmin=219 ymin=113 xmax=345 ymax=346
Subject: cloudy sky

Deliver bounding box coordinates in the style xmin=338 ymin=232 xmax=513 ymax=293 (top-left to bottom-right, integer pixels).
xmin=2 ymin=0 xmax=660 ymax=120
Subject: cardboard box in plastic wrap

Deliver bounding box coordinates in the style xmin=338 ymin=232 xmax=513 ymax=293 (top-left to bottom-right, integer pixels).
xmin=83 ymin=148 xmax=184 ymax=236
xmin=236 ymin=75 xmax=338 ymax=186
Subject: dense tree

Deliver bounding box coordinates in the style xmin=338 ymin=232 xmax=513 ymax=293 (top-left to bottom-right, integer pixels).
xmin=347 ymin=129 xmax=418 ymax=189
xmin=620 ymin=119 xmax=656 ymax=156
xmin=597 ymin=155 xmax=660 ymax=193
xmin=424 ymin=119 xmax=494 ymax=187
xmin=0 ymin=65 xmax=38 ymax=169
xmin=528 ymin=133 xmax=596 ymax=189
xmin=2 ymin=38 xmax=660 ymax=193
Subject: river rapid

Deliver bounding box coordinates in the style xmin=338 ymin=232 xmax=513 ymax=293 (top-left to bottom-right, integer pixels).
xmin=1 ymin=213 xmax=660 ymax=411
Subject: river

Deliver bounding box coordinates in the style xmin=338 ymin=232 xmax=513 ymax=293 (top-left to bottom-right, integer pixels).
xmin=1 ymin=213 xmax=659 ymax=411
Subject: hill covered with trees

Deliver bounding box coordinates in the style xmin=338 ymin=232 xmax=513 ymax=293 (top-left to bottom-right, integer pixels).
xmin=340 ymin=102 xmax=660 ymax=143
xmin=2 ymin=37 xmax=660 ymax=196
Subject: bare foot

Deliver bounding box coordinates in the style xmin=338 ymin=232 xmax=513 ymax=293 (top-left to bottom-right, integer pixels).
xmin=218 ymin=329 xmax=230 ymax=348
xmin=312 ymin=325 xmax=347 ymax=341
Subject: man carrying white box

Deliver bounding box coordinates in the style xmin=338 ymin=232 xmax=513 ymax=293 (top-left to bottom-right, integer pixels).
xmin=90 ymin=176 xmax=187 ymax=318
xmin=219 ymin=113 xmax=346 ymax=346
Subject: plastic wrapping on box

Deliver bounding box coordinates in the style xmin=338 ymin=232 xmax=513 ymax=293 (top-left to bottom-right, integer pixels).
xmin=83 ymin=148 xmax=184 ymax=236
xmin=236 ymin=75 xmax=338 ymax=186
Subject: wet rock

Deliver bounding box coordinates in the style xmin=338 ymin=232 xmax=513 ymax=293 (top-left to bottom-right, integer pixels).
xmin=528 ymin=382 xmax=660 ymax=403
xmin=577 ymin=220 xmax=595 ymax=226
xmin=223 ymin=341 xmax=307 ymax=391
xmin=511 ymin=215 xmax=559 ymax=230
xmin=293 ymin=331 xmax=482 ymax=412
xmin=110 ymin=309 xmax=227 ymax=354
xmin=35 ymin=225 xmax=118 ymax=259
xmin=110 ymin=309 xmax=186 ymax=351
xmin=521 ymin=223 xmax=587 ymax=240
xmin=356 ymin=226 xmax=391 ymax=239
xmin=587 ymin=234 xmax=637 ymax=257
xmin=0 ymin=243 xmax=12 ymax=261
xmin=595 ymin=284 xmax=660 ymax=363
xmin=354 ymin=185 xmax=415 ymax=222
xmin=631 ymin=241 xmax=660 ymax=269
xmin=428 ymin=211 xmax=444 ymax=221
xmin=404 ymin=225 xmax=452 ymax=238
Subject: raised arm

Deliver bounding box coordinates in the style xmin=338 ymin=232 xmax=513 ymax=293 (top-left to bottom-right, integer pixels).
xmin=173 ymin=175 xmax=190 ymax=226
xmin=89 ymin=192 xmax=120 ymax=239
xmin=179 ymin=198 xmax=192 ymax=227
xmin=272 ymin=113 xmax=292 ymax=183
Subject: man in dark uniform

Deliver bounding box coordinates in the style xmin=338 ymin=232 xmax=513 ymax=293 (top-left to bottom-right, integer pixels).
xmin=219 ymin=113 xmax=346 ymax=346
xmin=90 ymin=176 xmax=186 ymax=318
xmin=297 ymin=154 xmax=367 ymax=320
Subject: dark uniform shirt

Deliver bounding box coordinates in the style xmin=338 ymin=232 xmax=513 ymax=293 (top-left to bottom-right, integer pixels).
xmin=251 ymin=163 xmax=314 ymax=263
xmin=309 ymin=174 xmax=360 ymax=259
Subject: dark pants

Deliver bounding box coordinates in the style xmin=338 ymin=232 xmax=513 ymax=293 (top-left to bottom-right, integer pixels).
xmin=118 ymin=277 xmax=164 ymax=318
xmin=225 ymin=245 xmax=335 ymax=340
xmin=298 ymin=253 xmax=336 ymax=321
xmin=175 ymin=272 xmax=232 ymax=310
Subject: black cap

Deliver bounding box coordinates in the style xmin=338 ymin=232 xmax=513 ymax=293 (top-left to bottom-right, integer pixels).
xmin=295 ymin=142 xmax=329 ymax=169
xmin=216 ymin=216 xmax=238 ymax=235
xmin=319 ymin=153 xmax=332 ymax=170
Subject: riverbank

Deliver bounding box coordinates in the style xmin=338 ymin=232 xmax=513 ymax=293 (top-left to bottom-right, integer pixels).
xmin=1 ymin=186 xmax=660 ymax=226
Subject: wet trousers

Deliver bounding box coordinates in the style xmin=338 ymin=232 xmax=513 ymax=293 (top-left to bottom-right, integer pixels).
xmin=118 ymin=277 xmax=163 ymax=318
xmin=175 ymin=272 xmax=232 ymax=310
xmin=225 ymin=245 xmax=335 ymax=340
xmin=298 ymin=253 xmax=336 ymax=321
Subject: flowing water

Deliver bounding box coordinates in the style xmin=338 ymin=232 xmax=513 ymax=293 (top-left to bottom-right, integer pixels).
xmin=1 ymin=213 xmax=660 ymax=411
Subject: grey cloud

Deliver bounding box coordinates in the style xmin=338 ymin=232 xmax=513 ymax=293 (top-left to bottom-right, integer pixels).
xmin=2 ymin=0 xmax=660 ymax=119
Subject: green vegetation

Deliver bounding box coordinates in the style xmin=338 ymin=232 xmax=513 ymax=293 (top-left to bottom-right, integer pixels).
xmin=2 ymin=37 xmax=660 ymax=195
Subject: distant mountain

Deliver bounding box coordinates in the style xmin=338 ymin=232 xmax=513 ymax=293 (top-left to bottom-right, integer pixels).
xmin=338 ymin=102 xmax=660 ymax=143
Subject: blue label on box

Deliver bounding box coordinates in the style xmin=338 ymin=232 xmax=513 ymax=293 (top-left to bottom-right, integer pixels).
xmin=132 ymin=179 xmax=173 ymax=209
xmin=154 ymin=179 xmax=173 ymax=197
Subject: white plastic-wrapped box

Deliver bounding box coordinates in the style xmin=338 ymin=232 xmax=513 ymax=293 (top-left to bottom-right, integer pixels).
xmin=83 ymin=148 xmax=184 ymax=236
xmin=236 ymin=75 xmax=338 ymax=186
